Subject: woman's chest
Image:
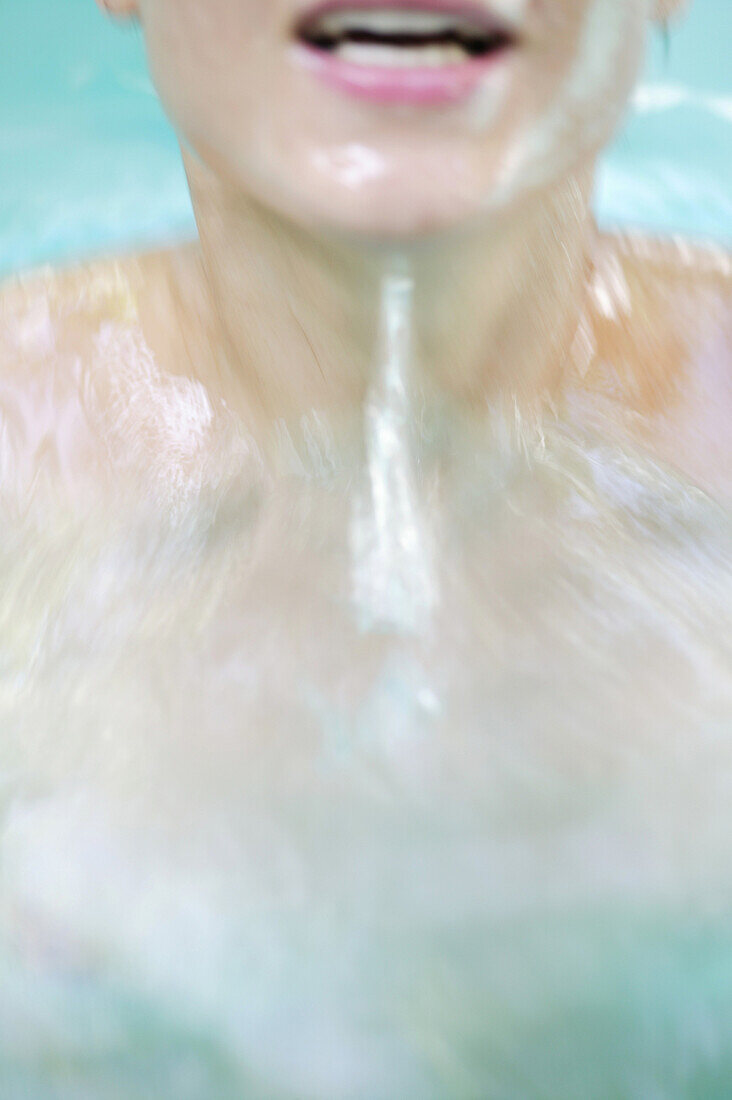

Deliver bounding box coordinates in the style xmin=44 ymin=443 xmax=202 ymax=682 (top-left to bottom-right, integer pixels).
xmin=2 ymin=480 xmax=731 ymax=1099
xmin=3 ymin=472 xmax=730 ymax=805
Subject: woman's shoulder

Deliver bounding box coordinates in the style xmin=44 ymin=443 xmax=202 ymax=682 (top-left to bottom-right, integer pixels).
xmin=589 ymin=232 xmax=732 ymax=361
xmin=583 ymin=232 xmax=732 ymax=500
xmin=0 ymin=249 xmax=189 ymax=366
xmin=0 ymin=248 xmax=197 ymax=513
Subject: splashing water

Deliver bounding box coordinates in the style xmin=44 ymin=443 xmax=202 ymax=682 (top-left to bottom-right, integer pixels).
xmin=0 ymin=260 xmax=731 ymax=1098
xmin=350 ymin=262 xmax=438 ymax=634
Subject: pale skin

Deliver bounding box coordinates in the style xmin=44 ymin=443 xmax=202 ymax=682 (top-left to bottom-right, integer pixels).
xmin=1 ymin=0 xmax=731 ymax=1095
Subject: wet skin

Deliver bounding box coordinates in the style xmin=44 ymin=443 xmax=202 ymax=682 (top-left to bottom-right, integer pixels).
xmin=2 ymin=0 xmax=732 ymax=1092
xmin=0 ymin=232 xmax=730 ymax=1096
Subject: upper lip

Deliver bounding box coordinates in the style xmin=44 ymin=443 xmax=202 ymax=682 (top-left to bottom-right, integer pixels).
xmin=294 ymin=1 xmax=519 ymax=52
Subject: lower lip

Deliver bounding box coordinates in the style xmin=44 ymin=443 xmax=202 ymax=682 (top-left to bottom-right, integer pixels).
xmin=295 ymin=44 xmax=511 ymax=106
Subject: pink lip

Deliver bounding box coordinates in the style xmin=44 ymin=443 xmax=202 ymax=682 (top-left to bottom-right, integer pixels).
xmin=294 ymin=0 xmax=516 ymax=106
xmin=297 ymin=0 xmax=507 ymax=21
xmin=296 ymin=49 xmax=507 ymax=105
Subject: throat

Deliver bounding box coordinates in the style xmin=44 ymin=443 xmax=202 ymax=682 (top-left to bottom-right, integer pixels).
xmin=178 ymin=155 xmax=597 ymax=472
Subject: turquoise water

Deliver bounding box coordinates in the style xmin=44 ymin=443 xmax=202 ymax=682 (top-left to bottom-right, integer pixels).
xmin=0 ymin=0 xmax=730 ymax=276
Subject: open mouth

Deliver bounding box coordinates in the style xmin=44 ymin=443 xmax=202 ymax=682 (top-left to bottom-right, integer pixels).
xmin=295 ymin=3 xmax=517 ymax=70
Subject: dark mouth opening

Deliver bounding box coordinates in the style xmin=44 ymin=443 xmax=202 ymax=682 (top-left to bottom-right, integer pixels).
xmin=296 ymin=10 xmax=516 ymax=59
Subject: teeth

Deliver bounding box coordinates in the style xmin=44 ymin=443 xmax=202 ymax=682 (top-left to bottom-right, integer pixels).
xmin=320 ymin=9 xmax=462 ymax=36
xmin=300 ymin=5 xmax=514 ymax=65
xmin=335 ymin=40 xmax=467 ymax=66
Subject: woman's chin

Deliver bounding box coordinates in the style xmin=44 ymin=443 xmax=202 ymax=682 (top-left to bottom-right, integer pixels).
xmin=298 ymin=194 xmax=483 ymax=240
xmin=252 ymin=150 xmax=514 ymax=240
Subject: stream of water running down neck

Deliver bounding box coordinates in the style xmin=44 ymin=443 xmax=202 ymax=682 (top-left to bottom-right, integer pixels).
xmin=350 ymin=262 xmax=438 ymax=635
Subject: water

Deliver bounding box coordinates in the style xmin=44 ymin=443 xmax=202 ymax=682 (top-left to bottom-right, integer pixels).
xmin=1 ymin=5 xmax=732 ymax=1098
xmin=351 ymin=266 xmax=438 ymax=635
xmin=1 ymin=235 xmax=731 ymax=1097
xmin=0 ymin=0 xmax=730 ymax=278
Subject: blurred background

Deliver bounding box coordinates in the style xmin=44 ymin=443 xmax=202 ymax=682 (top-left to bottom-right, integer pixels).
xmin=1 ymin=0 xmax=730 ymax=278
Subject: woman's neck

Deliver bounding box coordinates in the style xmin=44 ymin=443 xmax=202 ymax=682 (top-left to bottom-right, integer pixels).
xmin=179 ymin=153 xmax=596 ymax=457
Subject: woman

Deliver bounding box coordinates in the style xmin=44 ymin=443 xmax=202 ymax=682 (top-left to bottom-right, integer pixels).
xmin=1 ymin=0 xmax=731 ymax=1096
